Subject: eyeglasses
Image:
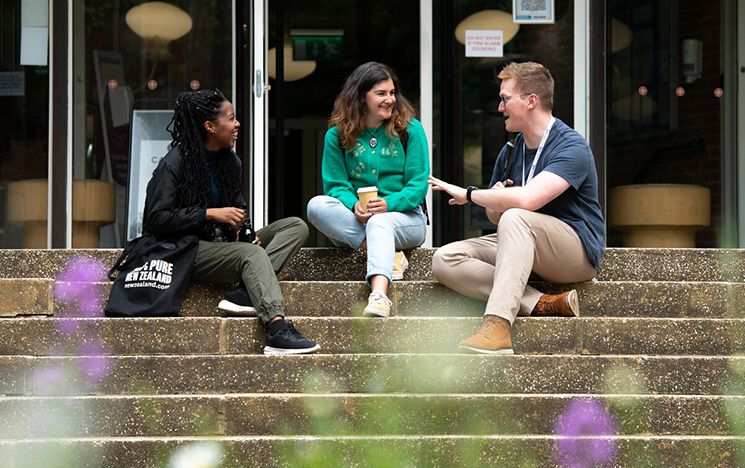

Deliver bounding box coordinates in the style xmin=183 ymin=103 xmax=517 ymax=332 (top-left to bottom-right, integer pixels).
xmin=499 ymin=93 xmax=532 ymax=106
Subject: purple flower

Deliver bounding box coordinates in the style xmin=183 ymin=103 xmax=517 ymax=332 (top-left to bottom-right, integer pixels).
xmin=80 ymin=357 xmax=111 ymax=382
xmin=32 ymin=365 xmax=64 ymax=388
xmin=79 ymin=342 xmax=111 ymax=381
xmin=57 ymin=318 xmax=79 ymax=335
xmin=51 ymin=256 xmax=112 ymax=389
xmin=53 ymin=256 xmax=107 ymax=320
xmin=31 ymin=365 xmax=79 ymax=396
xmin=80 ymin=340 xmax=108 ymax=356
xmin=56 ymin=256 xmax=107 ymax=283
xmin=554 ymin=398 xmax=618 ymax=468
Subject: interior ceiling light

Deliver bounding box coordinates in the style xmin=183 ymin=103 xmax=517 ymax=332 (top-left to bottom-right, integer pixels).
xmin=454 ymin=10 xmax=520 ymax=46
xmin=611 ymin=18 xmax=632 ymax=53
xmin=268 ymin=45 xmax=317 ymax=82
xmin=126 ymin=2 xmax=193 ymax=60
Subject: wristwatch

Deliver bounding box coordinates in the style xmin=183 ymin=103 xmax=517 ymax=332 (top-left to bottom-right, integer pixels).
xmin=466 ymin=185 xmax=479 ymax=203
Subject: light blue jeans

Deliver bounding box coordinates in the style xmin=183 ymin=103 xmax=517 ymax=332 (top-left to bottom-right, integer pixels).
xmin=307 ymin=195 xmax=426 ymax=285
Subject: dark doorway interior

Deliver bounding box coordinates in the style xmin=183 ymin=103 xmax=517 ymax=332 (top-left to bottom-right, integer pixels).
xmin=267 ymin=0 xmax=421 ymax=245
xmin=606 ymin=0 xmax=726 ymax=247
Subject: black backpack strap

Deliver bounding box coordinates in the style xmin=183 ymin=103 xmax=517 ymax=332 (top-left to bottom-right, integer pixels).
xmin=107 ymin=234 xmax=162 ymax=280
xmin=420 ymin=198 xmax=430 ymax=225
xmin=108 ymin=237 xmax=141 ymax=280
xmin=400 ymin=128 xmax=429 ymax=225
xmin=400 ymin=129 xmax=409 ymax=154
xmin=501 ymin=138 xmax=517 ymax=184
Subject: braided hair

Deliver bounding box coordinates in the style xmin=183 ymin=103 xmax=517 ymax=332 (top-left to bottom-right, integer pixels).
xmin=167 ymin=89 xmax=243 ymax=240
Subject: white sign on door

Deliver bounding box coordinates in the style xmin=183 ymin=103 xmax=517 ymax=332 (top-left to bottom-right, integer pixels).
xmin=465 ymin=30 xmax=503 ymax=58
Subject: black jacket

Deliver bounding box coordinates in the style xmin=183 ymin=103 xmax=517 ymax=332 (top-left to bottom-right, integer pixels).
xmin=142 ymin=145 xmax=246 ymax=241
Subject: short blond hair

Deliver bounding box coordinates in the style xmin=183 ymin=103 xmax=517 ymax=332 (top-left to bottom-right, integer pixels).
xmin=498 ymin=62 xmax=554 ymax=111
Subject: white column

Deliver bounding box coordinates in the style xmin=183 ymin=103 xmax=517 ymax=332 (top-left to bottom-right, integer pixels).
xmin=252 ymin=0 xmax=267 ymax=227
xmin=738 ymin=2 xmax=745 ymax=246
xmin=231 ymin=0 xmax=237 ymax=103
xmin=420 ymin=0 xmax=433 ymax=247
xmin=66 ymin=0 xmax=73 ymax=247
xmin=573 ymin=0 xmax=590 ymax=142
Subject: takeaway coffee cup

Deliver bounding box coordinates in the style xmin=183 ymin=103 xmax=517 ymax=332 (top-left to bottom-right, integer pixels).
xmin=357 ymin=186 xmax=378 ymax=212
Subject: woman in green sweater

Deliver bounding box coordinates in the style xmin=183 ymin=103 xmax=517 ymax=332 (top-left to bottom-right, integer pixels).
xmin=307 ymin=62 xmax=429 ymax=317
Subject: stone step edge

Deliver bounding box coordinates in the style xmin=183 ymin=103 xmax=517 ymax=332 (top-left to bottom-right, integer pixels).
xmin=13 ymin=279 xmax=745 ymax=285
xmin=5 ymin=353 xmax=745 ymax=359
xmin=5 ymin=353 xmax=744 ymax=361
xmin=2 ymin=435 xmax=744 ymax=442
xmin=5 ymin=315 xmax=745 ymax=358
xmin=6 ymin=316 xmax=744 ymax=321
xmin=2 ymin=392 xmax=741 ymax=399
xmin=4 ymin=248 xmax=745 ymax=287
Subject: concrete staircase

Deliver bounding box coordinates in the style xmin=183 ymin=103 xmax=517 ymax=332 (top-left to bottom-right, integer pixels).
xmin=1 ymin=248 xmax=744 ymax=467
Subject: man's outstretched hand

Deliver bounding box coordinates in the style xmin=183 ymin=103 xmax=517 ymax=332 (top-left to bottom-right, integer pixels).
xmin=428 ymin=175 xmax=467 ymax=205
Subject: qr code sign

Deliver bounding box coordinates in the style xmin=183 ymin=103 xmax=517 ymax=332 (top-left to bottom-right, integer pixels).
xmin=521 ymin=0 xmax=547 ymax=11
xmin=514 ymin=0 xmax=553 ymax=23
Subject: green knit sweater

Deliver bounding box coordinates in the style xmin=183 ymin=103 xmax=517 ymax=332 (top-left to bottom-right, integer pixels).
xmin=321 ymin=118 xmax=429 ymax=212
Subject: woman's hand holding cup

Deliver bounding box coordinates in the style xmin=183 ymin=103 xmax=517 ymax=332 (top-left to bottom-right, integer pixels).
xmin=365 ymin=197 xmax=388 ymax=214
xmin=357 ymin=186 xmax=378 ymax=211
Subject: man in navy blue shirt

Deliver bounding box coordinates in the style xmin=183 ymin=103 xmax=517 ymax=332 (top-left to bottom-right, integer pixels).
xmin=429 ymin=62 xmax=605 ymax=354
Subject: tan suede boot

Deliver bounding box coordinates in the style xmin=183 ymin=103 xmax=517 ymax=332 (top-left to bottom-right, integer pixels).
xmin=533 ymin=290 xmax=579 ymax=317
xmin=459 ymin=315 xmax=513 ymax=355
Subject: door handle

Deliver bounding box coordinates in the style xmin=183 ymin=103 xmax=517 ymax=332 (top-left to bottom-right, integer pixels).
xmin=255 ymin=70 xmax=264 ymax=98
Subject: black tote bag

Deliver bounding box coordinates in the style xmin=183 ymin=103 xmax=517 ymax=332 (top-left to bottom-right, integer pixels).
xmin=104 ymin=233 xmax=199 ymax=317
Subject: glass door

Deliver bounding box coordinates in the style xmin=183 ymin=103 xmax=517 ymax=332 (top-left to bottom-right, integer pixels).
xmin=605 ymin=0 xmax=732 ymax=247
xmin=0 ymin=0 xmax=50 ymax=248
xmin=260 ymin=0 xmax=421 ymax=245
xmin=436 ymin=0 xmax=576 ymax=245
xmin=71 ymin=0 xmax=235 ymax=247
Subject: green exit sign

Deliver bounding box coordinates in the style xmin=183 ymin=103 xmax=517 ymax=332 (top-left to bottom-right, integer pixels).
xmin=291 ymin=30 xmax=344 ymax=62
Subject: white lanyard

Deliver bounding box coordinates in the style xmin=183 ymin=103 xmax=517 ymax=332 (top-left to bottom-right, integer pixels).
xmin=521 ymin=116 xmax=555 ymax=186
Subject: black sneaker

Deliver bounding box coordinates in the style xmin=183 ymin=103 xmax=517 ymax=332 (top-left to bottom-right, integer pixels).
xmin=264 ymin=320 xmax=321 ymax=355
xmin=218 ymin=286 xmax=257 ymax=316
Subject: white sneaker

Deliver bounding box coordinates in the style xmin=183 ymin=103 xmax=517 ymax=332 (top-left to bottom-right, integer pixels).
xmin=218 ymin=299 xmax=257 ymax=316
xmin=217 ymin=286 xmax=257 ymax=316
xmin=363 ymin=291 xmax=392 ymax=317
xmin=391 ymin=251 xmax=409 ymax=281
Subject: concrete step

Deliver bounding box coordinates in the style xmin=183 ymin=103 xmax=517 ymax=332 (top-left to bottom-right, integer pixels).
xmin=1 ymin=354 xmax=743 ymax=396
xmin=1 ymin=247 xmax=744 ymax=282
xmin=284 ymin=247 xmax=745 ymax=283
xmin=0 ymin=394 xmax=740 ymax=438
xmin=1 ymin=317 xmax=744 ymax=357
xmin=392 ymin=280 xmax=745 ymax=319
xmin=4 ymin=279 xmax=745 ymax=319
xmin=0 ymin=436 xmax=743 ymax=467
xmin=2 ymin=246 xmax=742 ymax=468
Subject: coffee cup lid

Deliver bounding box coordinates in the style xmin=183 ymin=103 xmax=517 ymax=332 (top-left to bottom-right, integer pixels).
xmin=357 ymin=186 xmax=378 ymax=193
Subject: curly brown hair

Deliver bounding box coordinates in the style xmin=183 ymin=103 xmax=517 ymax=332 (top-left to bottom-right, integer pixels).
xmin=329 ymin=62 xmax=415 ymax=151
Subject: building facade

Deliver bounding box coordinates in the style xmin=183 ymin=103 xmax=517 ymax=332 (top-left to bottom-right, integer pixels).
xmin=1 ymin=0 xmax=743 ymax=249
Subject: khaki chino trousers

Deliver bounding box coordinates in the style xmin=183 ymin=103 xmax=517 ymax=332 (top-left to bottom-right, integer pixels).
xmin=432 ymin=208 xmax=597 ymax=324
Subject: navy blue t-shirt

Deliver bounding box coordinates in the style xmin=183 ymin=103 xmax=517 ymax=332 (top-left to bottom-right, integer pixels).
xmin=489 ymin=118 xmax=606 ymax=270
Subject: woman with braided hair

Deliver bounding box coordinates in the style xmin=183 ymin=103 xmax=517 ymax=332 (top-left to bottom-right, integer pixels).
xmin=143 ymin=89 xmax=319 ymax=354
